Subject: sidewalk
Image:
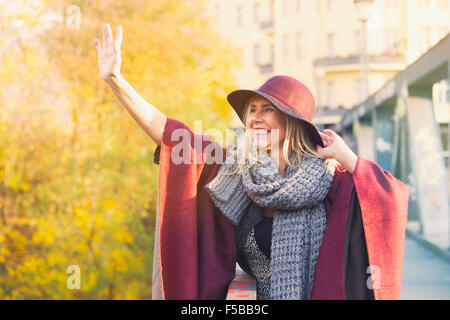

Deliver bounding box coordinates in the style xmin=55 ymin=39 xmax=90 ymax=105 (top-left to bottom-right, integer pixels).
xmin=225 ymin=221 xmax=450 ymax=300
xmin=401 ymin=236 xmax=450 ymax=299
xmin=405 ymin=221 xmax=450 ymax=263
xmin=402 ymin=221 xmax=450 ymax=300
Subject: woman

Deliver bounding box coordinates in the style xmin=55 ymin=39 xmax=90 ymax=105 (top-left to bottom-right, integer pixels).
xmin=95 ymin=24 xmax=409 ymax=300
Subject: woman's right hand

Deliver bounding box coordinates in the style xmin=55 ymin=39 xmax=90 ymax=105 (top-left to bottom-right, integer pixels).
xmin=94 ymin=23 xmax=123 ymax=81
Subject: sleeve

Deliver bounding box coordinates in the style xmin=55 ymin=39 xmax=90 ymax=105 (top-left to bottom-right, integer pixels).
xmin=351 ymin=156 xmax=409 ymax=300
xmin=352 ymin=156 xmax=409 ymax=224
xmin=152 ymin=117 xmax=233 ymax=300
xmin=153 ymin=117 xmax=223 ymax=177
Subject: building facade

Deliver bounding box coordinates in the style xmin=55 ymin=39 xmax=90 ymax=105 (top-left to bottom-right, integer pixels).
xmin=210 ymin=0 xmax=450 ymax=127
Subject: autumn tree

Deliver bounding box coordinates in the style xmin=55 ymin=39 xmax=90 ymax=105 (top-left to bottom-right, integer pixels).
xmin=0 ymin=0 xmax=238 ymax=299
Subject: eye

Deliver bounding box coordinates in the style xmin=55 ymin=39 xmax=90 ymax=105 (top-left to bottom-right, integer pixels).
xmin=265 ymin=107 xmax=274 ymax=112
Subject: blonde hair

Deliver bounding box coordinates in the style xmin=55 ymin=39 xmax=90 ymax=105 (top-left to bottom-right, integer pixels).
xmin=228 ymin=95 xmax=337 ymax=175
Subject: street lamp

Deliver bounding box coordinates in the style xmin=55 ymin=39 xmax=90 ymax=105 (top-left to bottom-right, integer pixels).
xmin=354 ymin=0 xmax=374 ymax=101
xmin=315 ymin=67 xmax=325 ymax=131
xmin=353 ymin=0 xmax=375 ymax=161
xmin=354 ymin=0 xmax=375 ymax=23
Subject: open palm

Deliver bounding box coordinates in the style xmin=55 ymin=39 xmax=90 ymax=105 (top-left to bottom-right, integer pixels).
xmin=94 ymin=23 xmax=123 ymax=80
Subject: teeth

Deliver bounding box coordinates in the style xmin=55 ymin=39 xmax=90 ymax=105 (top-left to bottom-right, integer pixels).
xmin=254 ymin=129 xmax=270 ymax=134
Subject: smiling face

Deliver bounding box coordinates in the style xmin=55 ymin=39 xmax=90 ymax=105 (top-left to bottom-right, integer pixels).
xmin=244 ymin=95 xmax=287 ymax=151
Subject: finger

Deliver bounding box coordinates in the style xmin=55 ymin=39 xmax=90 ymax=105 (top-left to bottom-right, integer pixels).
xmin=105 ymin=23 xmax=113 ymax=45
xmin=319 ymin=136 xmax=330 ymax=147
xmin=94 ymin=38 xmax=101 ymax=53
xmin=320 ymin=133 xmax=332 ymax=142
xmin=115 ymin=25 xmax=123 ymax=48
xmin=322 ymin=129 xmax=336 ymax=136
xmin=103 ymin=24 xmax=110 ymax=47
xmin=319 ymin=132 xmax=330 ymax=140
xmin=102 ymin=25 xmax=107 ymax=49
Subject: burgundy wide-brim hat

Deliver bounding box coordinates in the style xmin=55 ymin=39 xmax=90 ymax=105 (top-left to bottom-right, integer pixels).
xmin=227 ymin=75 xmax=324 ymax=148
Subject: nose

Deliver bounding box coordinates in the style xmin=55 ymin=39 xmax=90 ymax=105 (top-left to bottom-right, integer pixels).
xmin=248 ymin=109 xmax=264 ymax=123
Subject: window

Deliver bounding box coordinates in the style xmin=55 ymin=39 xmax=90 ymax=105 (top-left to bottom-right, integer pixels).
xmin=296 ymin=32 xmax=304 ymax=59
xmin=254 ymin=2 xmax=261 ymax=22
xmin=296 ymin=0 xmax=304 ymax=14
xmin=384 ymin=0 xmax=397 ymax=8
xmin=254 ymin=44 xmax=261 ymax=65
xmin=236 ymin=6 xmax=243 ymax=27
xmin=327 ymin=0 xmax=335 ymax=11
xmin=385 ymin=29 xmax=398 ymax=53
xmin=270 ymin=43 xmax=274 ymax=63
xmin=214 ymin=3 xmax=220 ymax=21
xmin=282 ymin=0 xmax=289 ymax=17
xmin=269 ymin=0 xmax=275 ymax=20
xmin=419 ymin=0 xmax=431 ymax=7
xmin=327 ymin=81 xmax=337 ymax=109
xmin=327 ymin=33 xmax=336 ymax=58
xmin=283 ymin=34 xmax=291 ymax=59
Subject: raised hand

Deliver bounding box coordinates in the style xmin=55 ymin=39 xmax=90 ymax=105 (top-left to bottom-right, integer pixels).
xmin=94 ymin=23 xmax=123 ymax=81
xmin=317 ymin=129 xmax=358 ymax=173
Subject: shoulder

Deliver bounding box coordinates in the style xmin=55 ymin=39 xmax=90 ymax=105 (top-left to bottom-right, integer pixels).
xmin=330 ymin=161 xmax=351 ymax=184
xmin=333 ymin=161 xmax=347 ymax=176
xmin=324 ymin=160 xmax=353 ymax=201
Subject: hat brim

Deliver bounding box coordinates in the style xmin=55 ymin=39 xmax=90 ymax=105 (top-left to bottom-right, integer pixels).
xmin=227 ymin=89 xmax=324 ymax=148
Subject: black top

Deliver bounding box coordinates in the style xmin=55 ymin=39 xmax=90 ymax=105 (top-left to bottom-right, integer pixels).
xmin=344 ymin=187 xmax=375 ymax=300
xmin=254 ymin=215 xmax=273 ymax=259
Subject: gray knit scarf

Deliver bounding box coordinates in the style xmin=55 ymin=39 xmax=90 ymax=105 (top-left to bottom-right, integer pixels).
xmin=204 ymin=147 xmax=334 ymax=300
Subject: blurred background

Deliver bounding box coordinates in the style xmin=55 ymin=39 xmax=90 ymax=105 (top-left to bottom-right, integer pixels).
xmin=0 ymin=0 xmax=448 ymax=299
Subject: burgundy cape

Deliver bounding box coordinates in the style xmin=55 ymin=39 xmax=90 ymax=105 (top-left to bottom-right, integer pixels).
xmin=152 ymin=117 xmax=409 ymax=300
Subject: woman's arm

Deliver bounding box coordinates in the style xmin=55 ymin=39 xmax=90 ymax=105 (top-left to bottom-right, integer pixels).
xmin=94 ymin=23 xmax=167 ymax=146
xmin=105 ymin=73 xmax=167 ymax=146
